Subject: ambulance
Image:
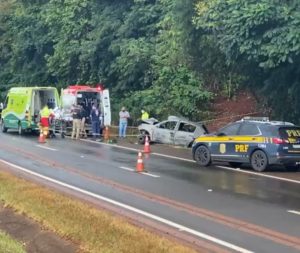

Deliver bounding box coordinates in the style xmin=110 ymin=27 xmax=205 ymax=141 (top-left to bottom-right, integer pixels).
xmin=61 ymin=85 xmax=111 ymax=134
xmin=1 ymin=87 xmax=60 ymax=134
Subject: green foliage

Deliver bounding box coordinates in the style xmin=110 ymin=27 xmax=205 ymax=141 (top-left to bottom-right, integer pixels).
xmin=1 ymin=0 xmax=299 ymax=123
xmin=194 ymin=0 xmax=300 ymax=123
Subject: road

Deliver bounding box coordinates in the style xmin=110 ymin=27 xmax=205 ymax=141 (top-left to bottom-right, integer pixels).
xmin=0 ymin=131 xmax=299 ymax=253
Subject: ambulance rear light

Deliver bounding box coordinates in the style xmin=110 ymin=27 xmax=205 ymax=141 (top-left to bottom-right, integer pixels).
xmin=272 ymin=138 xmax=289 ymax=144
xmin=96 ymin=83 xmax=104 ymax=91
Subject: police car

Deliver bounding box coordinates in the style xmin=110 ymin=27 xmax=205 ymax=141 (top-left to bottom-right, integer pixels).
xmin=192 ymin=117 xmax=300 ymax=172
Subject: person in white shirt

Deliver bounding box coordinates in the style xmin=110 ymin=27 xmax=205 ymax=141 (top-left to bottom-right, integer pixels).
xmin=119 ymin=107 xmax=130 ymax=138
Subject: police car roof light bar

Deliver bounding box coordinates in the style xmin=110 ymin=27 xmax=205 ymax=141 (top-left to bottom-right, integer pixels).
xmin=242 ymin=116 xmax=269 ymax=122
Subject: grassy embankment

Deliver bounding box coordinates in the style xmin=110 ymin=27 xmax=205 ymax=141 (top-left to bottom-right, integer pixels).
xmin=0 ymin=230 xmax=26 ymax=253
xmin=0 ymin=171 xmax=197 ymax=253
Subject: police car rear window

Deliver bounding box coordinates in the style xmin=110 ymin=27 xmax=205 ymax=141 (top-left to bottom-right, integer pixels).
xmin=279 ymin=127 xmax=300 ymax=143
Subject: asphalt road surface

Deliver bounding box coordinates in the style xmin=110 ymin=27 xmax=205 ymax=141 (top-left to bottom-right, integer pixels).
xmin=0 ymin=131 xmax=299 ymax=253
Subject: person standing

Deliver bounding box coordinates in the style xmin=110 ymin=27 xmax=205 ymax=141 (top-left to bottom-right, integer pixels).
xmin=119 ymin=107 xmax=130 ymax=138
xmin=39 ymin=103 xmax=54 ymax=138
xmin=141 ymin=109 xmax=149 ymax=121
xmin=0 ymin=102 xmax=3 ymax=120
xmin=80 ymin=105 xmax=88 ymax=138
xmin=71 ymin=104 xmax=81 ymax=140
xmin=90 ymin=104 xmax=100 ymax=140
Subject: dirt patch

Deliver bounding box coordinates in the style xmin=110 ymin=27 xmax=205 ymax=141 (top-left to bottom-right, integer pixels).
xmin=206 ymin=90 xmax=262 ymax=131
xmin=0 ymin=205 xmax=77 ymax=253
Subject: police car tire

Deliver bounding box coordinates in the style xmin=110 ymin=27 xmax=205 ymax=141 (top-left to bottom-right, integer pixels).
xmin=194 ymin=145 xmax=211 ymax=166
xmin=251 ymin=150 xmax=268 ymax=172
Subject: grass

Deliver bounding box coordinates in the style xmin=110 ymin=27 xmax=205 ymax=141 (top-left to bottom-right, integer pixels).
xmin=0 ymin=230 xmax=26 ymax=253
xmin=0 ymin=171 xmax=197 ymax=253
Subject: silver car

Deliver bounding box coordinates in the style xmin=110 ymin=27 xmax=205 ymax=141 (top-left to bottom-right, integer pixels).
xmin=138 ymin=116 xmax=208 ymax=147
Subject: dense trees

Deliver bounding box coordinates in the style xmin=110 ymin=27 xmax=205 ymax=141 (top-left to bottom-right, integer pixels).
xmin=0 ymin=0 xmax=299 ymax=123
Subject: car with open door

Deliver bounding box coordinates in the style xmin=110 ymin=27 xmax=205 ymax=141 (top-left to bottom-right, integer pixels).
xmin=138 ymin=116 xmax=208 ymax=147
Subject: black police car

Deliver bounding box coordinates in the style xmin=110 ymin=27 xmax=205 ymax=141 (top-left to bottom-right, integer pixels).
xmin=192 ymin=117 xmax=300 ymax=172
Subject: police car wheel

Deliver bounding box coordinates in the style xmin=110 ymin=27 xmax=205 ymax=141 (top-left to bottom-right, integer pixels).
xmin=195 ymin=145 xmax=211 ymax=166
xmin=251 ymin=150 xmax=268 ymax=172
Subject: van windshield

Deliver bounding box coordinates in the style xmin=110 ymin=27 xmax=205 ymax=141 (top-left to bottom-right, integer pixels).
xmin=279 ymin=127 xmax=300 ymax=144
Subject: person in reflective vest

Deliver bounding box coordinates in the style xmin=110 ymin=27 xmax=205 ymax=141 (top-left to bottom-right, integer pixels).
xmin=39 ymin=103 xmax=54 ymax=138
xmin=141 ymin=109 xmax=149 ymax=121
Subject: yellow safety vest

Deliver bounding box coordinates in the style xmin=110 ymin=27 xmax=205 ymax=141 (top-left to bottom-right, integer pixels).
xmin=141 ymin=112 xmax=149 ymax=120
xmin=40 ymin=106 xmax=51 ymax=118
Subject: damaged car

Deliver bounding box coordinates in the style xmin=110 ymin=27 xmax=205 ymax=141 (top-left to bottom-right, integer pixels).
xmin=137 ymin=116 xmax=208 ymax=147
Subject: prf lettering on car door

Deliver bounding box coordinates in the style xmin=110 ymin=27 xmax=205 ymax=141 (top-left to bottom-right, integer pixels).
xmin=235 ymin=144 xmax=249 ymax=152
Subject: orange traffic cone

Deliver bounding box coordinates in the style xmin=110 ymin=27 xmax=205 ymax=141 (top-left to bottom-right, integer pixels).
xmin=38 ymin=133 xmax=46 ymax=143
xmin=144 ymin=135 xmax=151 ymax=153
xmin=104 ymin=126 xmax=110 ymax=141
xmin=136 ymin=151 xmax=144 ymax=172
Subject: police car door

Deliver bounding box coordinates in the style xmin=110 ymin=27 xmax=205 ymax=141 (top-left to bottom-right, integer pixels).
xmin=236 ymin=123 xmax=261 ymax=163
xmin=212 ymin=123 xmax=241 ymax=161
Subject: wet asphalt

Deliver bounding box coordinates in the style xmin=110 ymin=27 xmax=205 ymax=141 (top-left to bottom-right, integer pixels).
xmin=0 ymin=131 xmax=299 ymax=253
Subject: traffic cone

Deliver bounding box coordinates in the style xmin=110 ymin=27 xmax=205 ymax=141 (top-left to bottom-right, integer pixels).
xmin=38 ymin=132 xmax=46 ymax=143
xmin=136 ymin=151 xmax=144 ymax=172
xmin=104 ymin=126 xmax=110 ymax=142
xmin=144 ymin=135 xmax=151 ymax=153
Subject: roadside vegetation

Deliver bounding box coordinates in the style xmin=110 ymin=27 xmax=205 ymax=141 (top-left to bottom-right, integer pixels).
xmin=0 ymin=171 xmax=197 ymax=253
xmin=0 ymin=230 xmax=26 ymax=253
xmin=0 ymin=0 xmax=299 ymax=123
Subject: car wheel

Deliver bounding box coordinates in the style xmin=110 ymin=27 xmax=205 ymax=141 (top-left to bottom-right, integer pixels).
xmin=228 ymin=162 xmax=242 ymax=168
xmin=1 ymin=120 xmax=7 ymax=133
xmin=18 ymin=123 xmax=24 ymax=135
xmin=138 ymin=134 xmax=146 ymax=145
xmin=251 ymin=150 xmax=268 ymax=172
xmin=194 ymin=145 xmax=211 ymax=166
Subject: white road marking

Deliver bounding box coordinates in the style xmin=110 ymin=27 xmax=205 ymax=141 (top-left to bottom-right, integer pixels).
xmin=151 ymin=152 xmax=196 ymax=163
xmin=120 ymin=166 xmax=134 ymax=172
xmin=70 ymin=137 xmax=300 ymax=184
xmin=140 ymin=172 xmax=160 ymax=178
xmin=36 ymin=145 xmax=57 ymax=151
xmin=79 ymin=138 xmax=139 ymax=152
xmin=287 ymin=210 xmax=300 ymax=216
xmin=217 ymin=166 xmax=300 ymax=184
xmin=0 ymin=159 xmax=253 ymax=253
xmin=119 ymin=166 xmax=160 ymax=178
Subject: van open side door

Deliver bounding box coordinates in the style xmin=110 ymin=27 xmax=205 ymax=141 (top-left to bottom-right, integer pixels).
xmin=102 ymin=89 xmax=111 ymax=126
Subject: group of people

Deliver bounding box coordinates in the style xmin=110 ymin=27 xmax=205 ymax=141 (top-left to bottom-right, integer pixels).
xmin=35 ymin=101 xmax=150 ymax=141
xmin=71 ymin=103 xmax=103 ymax=140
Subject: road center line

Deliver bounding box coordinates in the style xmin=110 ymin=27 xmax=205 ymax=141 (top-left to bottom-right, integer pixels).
xmin=73 ymin=138 xmax=300 ymax=184
xmin=36 ymin=145 xmax=57 ymax=151
xmin=120 ymin=166 xmax=134 ymax=172
xmin=287 ymin=210 xmax=300 ymax=216
xmin=0 ymin=159 xmax=252 ymax=253
xmin=119 ymin=166 xmax=160 ymax=178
